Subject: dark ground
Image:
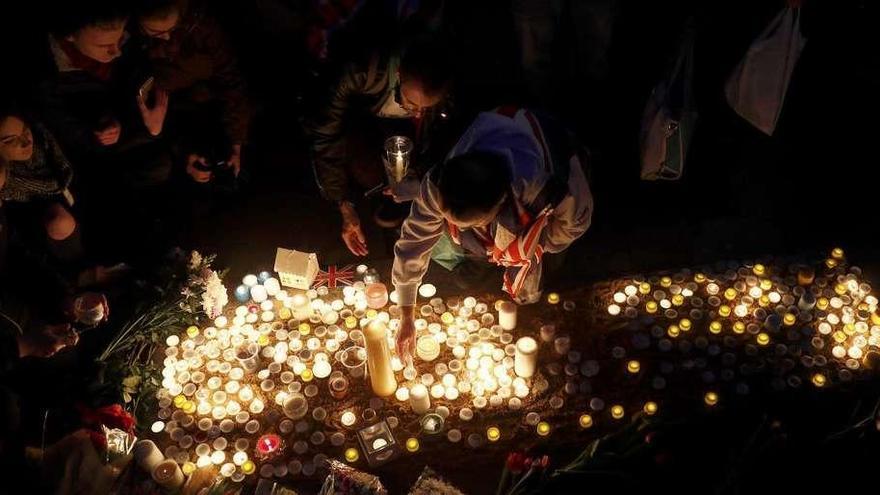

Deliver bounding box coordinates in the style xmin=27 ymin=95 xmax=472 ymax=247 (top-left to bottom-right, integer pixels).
xmin=3 ymin=0 xmax=880 ymax=493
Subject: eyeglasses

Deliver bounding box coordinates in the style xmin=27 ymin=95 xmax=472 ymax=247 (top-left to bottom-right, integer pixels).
xmin=394 ymin=82 xmax=438 ymax=117
xmin=0 ymin=126 xmax=32 ymax=149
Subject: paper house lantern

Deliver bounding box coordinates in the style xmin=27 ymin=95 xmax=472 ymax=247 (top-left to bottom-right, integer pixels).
xmin=274 ymin=248 xmax=319 ymax=290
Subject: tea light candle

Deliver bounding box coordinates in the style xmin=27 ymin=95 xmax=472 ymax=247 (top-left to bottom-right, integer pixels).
xmin=554 ymin=336 xmax=571 ymax=355
xmin=416 ymin=335 xmax=440 ymax=361
xmin=341 ymin=410 xmax=357 ymax=427
xmin=514 ymin=337 xmax=537 ymax=378
xmin=536 ymin=422 xmax=551 ymax=436
xmin=419 ymin=284 xmax=437 ymax=298
xmin=579 ymin=414 xmax=593 ymax=428
xmin=430 ymin=383 xmax=445 ymax=399
xmin=498 ymin=301 xmax=517 ymax=330
xmin=547 ymin=293 xmax=560 ymax=304
xmin=704 ymin=391 xmax=719 ymax=406
xmin=152 ymin=459 xmax=184 ymax=489
xmin=486 ymin=426 xmax=501 ymax=442
xmin=405 ymin=437 xmax=420 ymax=452
xmin=313 ymin=360 xmax=332 ymax=379
xmin=410 ymin=384 xmax=430 ymax=414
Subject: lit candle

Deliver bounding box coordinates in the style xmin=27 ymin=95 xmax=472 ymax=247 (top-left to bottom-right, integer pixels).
xmin=643 ymin=402 xmax=658 ymax=415
xmin=344 ymin=448 xmax=359 ymax=463
xmin=313 ymin=360 xmax=332 ymax=379
xmin=611 ymin=405 xmax=624 ymax=419
xmin=486 ymin=426 xmax=501 ymax=442
xmin=405 ymin=437 xmax=420 ymax=452
xmin=514 ymin=337 xmax=537 ymax=378
xmin=536 ymin=422 xmax=551 ymax=436
xmin=289 ymin=294 xmax=311 ymax=320
xmin=418 ymin=284 xmax=437 ymax=298
xmin=340 ymin=410 xmax=357 ymax=427
xmin=498 ymin=301 xmax=517 ymax=330
xmin=363 ymin=320 xmax=397 ymax=397
xmin=626 ymin=360 xmax=640 ymax=374
xmin=578 ymin=414 xmax=593 ymax=429
xmin=547 ymin=293 xmax=560 ymax=305
xmin=416 ymin=336 xmax=440 ymax=362
xmin=410 ymin=384 xmax=431 ymax=414
xmin=365 ymin=283 xmax=389 ymax=309
xmin=250 ymin=285 xmax=268 ymax=303
xmin=704 ymin=391 xmax=719 ymax=406
xmin=152 ymin=460 xmax=185 ymax=489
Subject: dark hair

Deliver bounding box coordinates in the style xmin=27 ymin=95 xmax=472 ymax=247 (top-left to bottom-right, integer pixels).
xmin=399 ymin=35 xmax=454 ymax=97
xmin=50 ymin=0 xmax=130 ymax=37
xmin=434 ymin=151 xmax=510 ymax=223
xmin=135 ymin=0 xmax=187 ymax=19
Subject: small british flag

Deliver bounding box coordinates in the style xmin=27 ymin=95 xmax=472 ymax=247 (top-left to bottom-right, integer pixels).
xmin=312 ymin=264 xmax=356 ymax=289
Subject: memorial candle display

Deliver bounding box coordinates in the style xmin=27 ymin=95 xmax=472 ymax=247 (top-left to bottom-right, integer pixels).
xmin=144 ymin=247 xmax=873 ymax=485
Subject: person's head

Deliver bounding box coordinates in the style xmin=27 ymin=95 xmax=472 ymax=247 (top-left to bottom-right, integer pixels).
xmin=0 ymin=103 xmax=33 ymax=162
xmin=434 ymin=151 xmax=511 ymax=228
xmin=397 ymin=36 xmax=454 ymax=117
xmin=135 ymin=0 xmax=187 ymax=41
xmin=51 ymin=0 xmax=129 ymax=63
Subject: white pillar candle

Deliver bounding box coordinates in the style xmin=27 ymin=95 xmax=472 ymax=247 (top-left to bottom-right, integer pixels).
xmin=152 ymin=459 xmax=185 ymax=489
xmin=514 ymin=337 xmax=538 ymax=378
xmin=133 ymin=440 xmax=164 ymax=473
xmin=498 ymin=301 xmax=517 ymax=331
xmin=363 ymin=320 xmax=397 ymax=397
xmin=409 ymin=384 xmax=431 ymax=414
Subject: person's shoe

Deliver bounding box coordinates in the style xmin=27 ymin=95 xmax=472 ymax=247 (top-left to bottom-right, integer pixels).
xmin=373 ymin=199 xmax=411 ymax=229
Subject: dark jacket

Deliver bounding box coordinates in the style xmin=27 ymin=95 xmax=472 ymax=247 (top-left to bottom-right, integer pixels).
xmin=306 ymin=50 xmax=458 ymax=202
xmin=139 ymin=6 xmax=252 ymax=146
xmin=37 ymin=36 xmax=157 ymax=161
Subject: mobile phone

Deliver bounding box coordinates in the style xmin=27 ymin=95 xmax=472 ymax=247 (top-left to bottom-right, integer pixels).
xmin=138 ymin=76 xmax=155 ymax=100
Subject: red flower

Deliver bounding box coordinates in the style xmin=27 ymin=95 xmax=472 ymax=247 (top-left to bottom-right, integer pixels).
xmin=77 ymin=403 xmax=136 ymax=434
xmin=506 ymin=452 xmax=528 ymax=474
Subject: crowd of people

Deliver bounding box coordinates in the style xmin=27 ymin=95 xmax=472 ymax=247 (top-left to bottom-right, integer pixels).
xmin=0 ymin=0 xmax=870 ymax=492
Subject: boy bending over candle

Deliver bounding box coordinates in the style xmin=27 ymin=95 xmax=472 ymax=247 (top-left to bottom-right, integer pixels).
xmin=393 ymin=107 xmax=593 ymax=357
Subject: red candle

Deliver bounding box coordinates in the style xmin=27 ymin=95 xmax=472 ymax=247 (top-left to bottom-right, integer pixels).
xmin=256 ymin=434 xmax=281 ymax=455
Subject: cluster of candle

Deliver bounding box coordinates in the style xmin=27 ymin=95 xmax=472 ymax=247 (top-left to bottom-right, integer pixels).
xmin=389 ymin=295 xmax=541 ymax=418
xmin=604 ymin=247 xmax=878 ymax=390
xmin=153 ymin=269 xmax=403 ymax=482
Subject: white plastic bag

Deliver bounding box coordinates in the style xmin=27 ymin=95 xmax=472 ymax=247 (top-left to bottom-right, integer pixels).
xmin=725 ymin=7 xmax=807 ymax=135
